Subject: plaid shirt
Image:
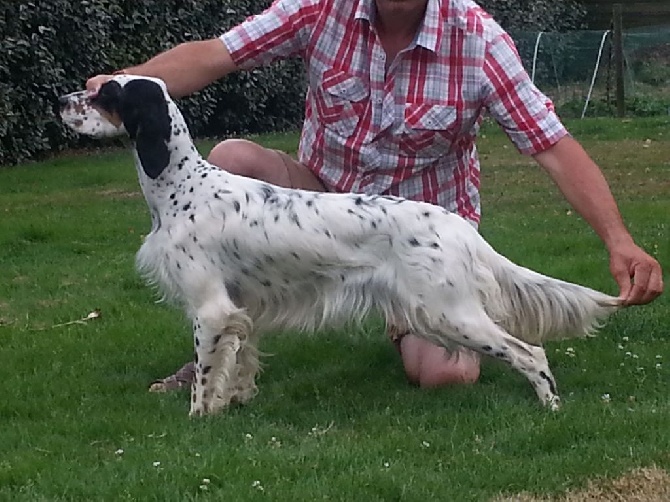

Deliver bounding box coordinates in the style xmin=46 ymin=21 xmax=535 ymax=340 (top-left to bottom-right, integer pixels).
xmin=221 ymin=0 xmax=567 ymax=225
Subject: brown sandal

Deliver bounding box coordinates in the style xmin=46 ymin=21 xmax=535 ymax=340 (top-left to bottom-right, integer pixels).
xmin=148 ymin=361 xmax=195 ymax=393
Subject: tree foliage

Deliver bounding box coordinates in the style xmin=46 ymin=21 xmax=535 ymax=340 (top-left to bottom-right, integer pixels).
xmin=479 ymin=0 xmax=586 ymax=32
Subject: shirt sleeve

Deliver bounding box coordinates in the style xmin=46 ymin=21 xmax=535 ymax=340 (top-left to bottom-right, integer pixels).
xmin=220 ymin=0 xmax=319 ymax=69
xmin=481 ymin=33 xmax=568 ymax=155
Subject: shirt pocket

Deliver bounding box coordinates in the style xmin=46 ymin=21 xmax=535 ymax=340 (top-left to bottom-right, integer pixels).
xmin=400 ymin=103 xmax=460 ymax=158
xmin=315 ymin=68 xmax=369 ymax=138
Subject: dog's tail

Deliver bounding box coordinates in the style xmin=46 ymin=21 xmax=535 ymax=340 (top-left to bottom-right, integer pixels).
xmin=473 ymin=239 xmax=624 ymax=345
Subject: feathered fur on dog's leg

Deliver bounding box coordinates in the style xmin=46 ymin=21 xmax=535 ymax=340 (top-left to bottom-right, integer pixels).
xmin=189 ymin=299 xmax=253 ymax=417
xmin=230 ymin=332 xmax=261 ymax=405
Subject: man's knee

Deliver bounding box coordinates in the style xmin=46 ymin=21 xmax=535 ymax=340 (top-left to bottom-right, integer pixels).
xmin=420 ymin=356 xmax=481 ymax=388
xmin=207 ymin=139 xmax=277 ymax=180
xmin=399 ymin=335 xmax=481 ymax=388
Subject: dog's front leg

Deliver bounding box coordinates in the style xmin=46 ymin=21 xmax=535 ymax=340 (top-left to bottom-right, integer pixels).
xmin=189 ymin=318 xmax=238 ymax=417
xmin=189 ymin=307 xmax=252 ymax=417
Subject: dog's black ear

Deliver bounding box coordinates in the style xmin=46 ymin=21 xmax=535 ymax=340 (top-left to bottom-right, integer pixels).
xmin=90 ymin=80 xmax=123 ymax=114
xmin=118 ymin=80 xmax=172 ymax=180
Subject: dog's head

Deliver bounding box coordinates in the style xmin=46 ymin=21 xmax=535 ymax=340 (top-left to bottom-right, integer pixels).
xmin=59 ymin=75 xmax=172 ymax=179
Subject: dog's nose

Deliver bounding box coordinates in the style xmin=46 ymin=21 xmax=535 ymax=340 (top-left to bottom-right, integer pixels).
xmin=58 ymin=95 xmax=70 ymax=109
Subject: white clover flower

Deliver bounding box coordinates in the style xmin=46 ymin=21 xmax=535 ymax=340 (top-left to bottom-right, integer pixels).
xmin=152 ymin=461 xmax=161 ymax=467
xmin=601 ymin=393 xmax=611 ymax=403
xmin=308 ymin=422 xmax=334 ymax=437
xmin=115 ymin=449 xmax=124 ymax=456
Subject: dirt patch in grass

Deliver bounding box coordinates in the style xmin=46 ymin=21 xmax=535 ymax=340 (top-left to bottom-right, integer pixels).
xmin=97 ymin=188 xmax=141 ymax=199
xmin=495 ymin=466 xmax=670 ymax=501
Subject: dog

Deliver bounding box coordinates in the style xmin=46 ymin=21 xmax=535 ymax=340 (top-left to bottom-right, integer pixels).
xmin=59 ymin=75 xmax=623 ymax=416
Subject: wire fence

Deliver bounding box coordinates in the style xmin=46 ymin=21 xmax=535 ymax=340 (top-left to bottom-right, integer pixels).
xmin=511 ymin=25 xmax=670 ymax=118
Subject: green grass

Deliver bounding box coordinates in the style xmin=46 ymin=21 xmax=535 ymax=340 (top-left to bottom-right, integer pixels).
xmin=0 ymin=118 xmax=668 ymax=501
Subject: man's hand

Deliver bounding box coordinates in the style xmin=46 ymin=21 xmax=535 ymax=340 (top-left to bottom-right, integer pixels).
xmin=609 ymin=241 xmax=663 ymax=305
xmin=534 ymin=136 xmax=664 ymax=306
xmin=86 ymin=74 xmax=116 ymax=97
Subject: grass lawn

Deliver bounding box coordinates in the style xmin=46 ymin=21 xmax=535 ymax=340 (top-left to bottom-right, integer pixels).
xmin=0 ymin=117 xmax=668 ymax=501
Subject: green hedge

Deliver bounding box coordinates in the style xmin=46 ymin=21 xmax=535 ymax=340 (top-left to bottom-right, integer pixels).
xmin=1 ymin=0 xmax=584 ymax=166
xmin=0 ymin=0 xmax=305 ymax=166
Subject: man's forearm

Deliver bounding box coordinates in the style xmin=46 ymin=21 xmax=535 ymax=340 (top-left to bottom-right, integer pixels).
xmin=533 ymin=135 xmax=634 ymax=250
xmin=123 ymin=39 xmax=237 ymax=98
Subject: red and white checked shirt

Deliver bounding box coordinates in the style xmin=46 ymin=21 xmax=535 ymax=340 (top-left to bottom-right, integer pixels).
xmin=220 ymin=0 xmax=567 ymax=225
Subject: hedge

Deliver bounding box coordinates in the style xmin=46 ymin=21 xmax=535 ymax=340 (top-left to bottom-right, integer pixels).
xmin=0 ymin=0 xmax=584 ymax=166
xmin=0 ymin=0 xmax=305 ymax=166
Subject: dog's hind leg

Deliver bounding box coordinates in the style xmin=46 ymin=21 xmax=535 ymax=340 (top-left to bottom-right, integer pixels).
xmin=427 ymin=307 xmax=560 ymax=410
xmin=189 ymin=298 xmax=253 ymax=417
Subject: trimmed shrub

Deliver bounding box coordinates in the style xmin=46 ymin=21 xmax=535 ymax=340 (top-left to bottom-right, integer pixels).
xmin=0 ymin=0 xmax=305 ymax=165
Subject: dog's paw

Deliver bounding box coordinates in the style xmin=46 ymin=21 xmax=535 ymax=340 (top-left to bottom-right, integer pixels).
xmin=189 ymin=393 xmax=232 ymax=417
xmin=230 ymin=384 xmax=258 ymax=405
xmin=544 ymin=394 xmax=561 ymax=412
xmin=189 ymin=404 xmax=207 ymax=418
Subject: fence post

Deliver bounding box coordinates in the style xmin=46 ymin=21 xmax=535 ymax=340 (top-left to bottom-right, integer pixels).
xmin=612 ymin=4 xmax=625 ymax=117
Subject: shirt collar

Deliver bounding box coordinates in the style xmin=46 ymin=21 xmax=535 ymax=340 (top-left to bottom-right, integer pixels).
xmin=414 ymin=0 xmax=442 ymax=53
xmin=354 ymin=0 xmax=373 ymax=22
xmin=354 ymin=0 xmax=444 ymax=54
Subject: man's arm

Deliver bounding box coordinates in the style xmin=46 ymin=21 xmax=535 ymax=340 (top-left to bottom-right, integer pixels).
xmin=533 ymin=135 xmax=663 ymax=305
xmin=87 ymin=0 xmax=318 ymax=98
xmin=87 ymin=39 xmax=236 ymax=98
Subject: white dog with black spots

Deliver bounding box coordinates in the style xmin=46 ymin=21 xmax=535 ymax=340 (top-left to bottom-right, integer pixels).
xmin=59 ymin=75 xmax=622 ymax=416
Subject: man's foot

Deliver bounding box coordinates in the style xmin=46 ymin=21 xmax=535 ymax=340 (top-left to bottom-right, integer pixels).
xmin=149 ymin=361 xmax=195 ymax=392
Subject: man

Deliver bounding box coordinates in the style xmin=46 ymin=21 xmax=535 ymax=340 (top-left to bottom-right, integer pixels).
xmin=88 ymin=0 xmax=663 ymax=390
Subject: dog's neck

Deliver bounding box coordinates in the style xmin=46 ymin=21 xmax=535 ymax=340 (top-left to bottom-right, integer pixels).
xmin=134 ymin=101 xmax=205 ymax=176
xmin=134 ymin=100 xmax=210 ymax=220
xmin=164 ymin=101 xmax=202 ymax=168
